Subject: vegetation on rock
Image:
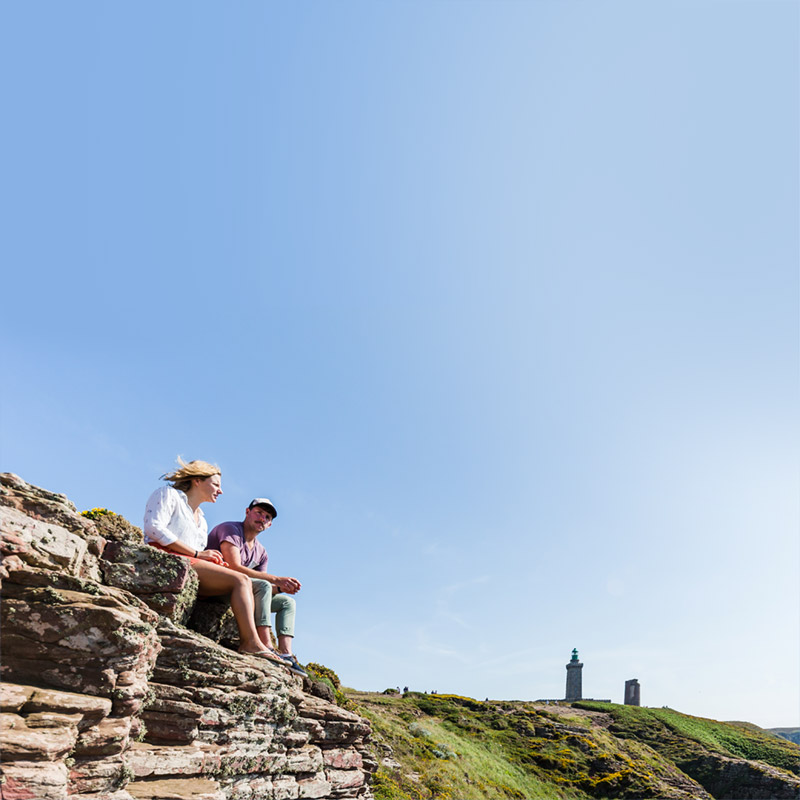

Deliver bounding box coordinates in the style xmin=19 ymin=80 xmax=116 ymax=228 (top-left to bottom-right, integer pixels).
xmin=306 ymin=662 xmax=357 ymax=711
xmin=81 ymin=506 xmax=144 ymax=544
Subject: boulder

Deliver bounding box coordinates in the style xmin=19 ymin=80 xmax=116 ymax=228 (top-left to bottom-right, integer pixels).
xmin=100 ymin=542 xmax=199 ymax=624
xmin=0 ymin=504 xmax=103 ymax=584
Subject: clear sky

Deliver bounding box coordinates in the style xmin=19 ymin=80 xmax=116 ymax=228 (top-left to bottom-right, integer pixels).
xmin=1 ymin=2 xmax=797 ymax=730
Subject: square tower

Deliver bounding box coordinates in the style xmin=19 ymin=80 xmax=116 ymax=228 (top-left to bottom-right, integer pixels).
xmin=624 ymin=679 xmax=640 ymax=706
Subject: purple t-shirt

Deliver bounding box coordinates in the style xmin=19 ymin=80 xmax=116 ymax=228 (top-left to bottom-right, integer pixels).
xmin=207 ymin=521 xmax=268 ymax=572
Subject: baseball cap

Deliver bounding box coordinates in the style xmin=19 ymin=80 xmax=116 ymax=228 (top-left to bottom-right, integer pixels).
xmin=248 ymin=498 xmax=277 ymax=518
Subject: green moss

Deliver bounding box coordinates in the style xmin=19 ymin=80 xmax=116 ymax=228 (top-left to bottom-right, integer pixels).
xmin=228 ymin=694 xmax=261 ymax=717
xmin=40 ymin=586 xmax=64 ymax=602
xmin=115 ymin=762 xmax=135 ymax=788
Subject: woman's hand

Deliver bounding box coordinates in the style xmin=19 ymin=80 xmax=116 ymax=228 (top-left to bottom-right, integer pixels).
xmin=197 ymin=549 xmax=226 ymax=565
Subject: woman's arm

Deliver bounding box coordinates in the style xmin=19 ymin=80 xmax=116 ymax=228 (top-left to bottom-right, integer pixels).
xmin=143 ymin=487 xmax=179 ymax=546
xmin=166 ymin=538 xmax=224 ymax=564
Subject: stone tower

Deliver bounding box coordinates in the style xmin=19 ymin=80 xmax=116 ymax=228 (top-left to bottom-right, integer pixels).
xmin=565 ymin=648 xmax=583 ymax=701
xmin=624 ymin=679 xmax=640 ymax=706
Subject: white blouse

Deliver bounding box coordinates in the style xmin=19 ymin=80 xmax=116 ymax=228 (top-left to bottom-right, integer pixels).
xmin=143 ymin=485 xmax=208 ymax=552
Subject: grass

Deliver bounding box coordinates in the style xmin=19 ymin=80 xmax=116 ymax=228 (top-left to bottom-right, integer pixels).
xmin=351 ymin=691 xmax=584 ymax=800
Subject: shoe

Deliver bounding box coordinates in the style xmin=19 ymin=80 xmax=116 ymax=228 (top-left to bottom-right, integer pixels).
xmin=279 ymin=653 xmax=308 ymax=676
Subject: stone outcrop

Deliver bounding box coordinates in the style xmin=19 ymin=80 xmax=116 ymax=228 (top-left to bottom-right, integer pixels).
xmin=0 ymin=473 xmax=374 ymax=800
xmin=100 ymin=542 xmax=199 ymax=624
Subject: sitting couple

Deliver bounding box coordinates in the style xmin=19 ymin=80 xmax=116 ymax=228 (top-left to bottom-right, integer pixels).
xmin=142 ymin=458 xmax=307 ymax=676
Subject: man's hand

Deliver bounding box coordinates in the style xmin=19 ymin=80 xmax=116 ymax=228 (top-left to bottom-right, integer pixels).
xmin=274 ymin=576 xmax=301 ymax=594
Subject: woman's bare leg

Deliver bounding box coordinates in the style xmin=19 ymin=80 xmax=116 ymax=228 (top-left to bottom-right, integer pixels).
xmin=192 ymin=561 xmax=265 ymax=653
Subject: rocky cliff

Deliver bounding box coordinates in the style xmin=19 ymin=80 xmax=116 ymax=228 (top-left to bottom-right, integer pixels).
xmin=0 ymin=474 xmax=375 ymax=800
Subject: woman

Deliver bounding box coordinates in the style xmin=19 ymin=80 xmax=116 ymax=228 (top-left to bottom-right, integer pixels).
xmin=143 ymin=458 xmax=284 ymax=663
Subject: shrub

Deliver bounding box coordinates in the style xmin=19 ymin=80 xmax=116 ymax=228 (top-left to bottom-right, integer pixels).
xmin=306 ymin=662 xmax=341 ymax=689
xmin=409 ymin=722 xmax=433 ymax=739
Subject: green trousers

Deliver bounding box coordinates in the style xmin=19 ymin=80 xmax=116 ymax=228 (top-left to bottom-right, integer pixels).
xmin=252 ymin=578 xmax=296 ymax=637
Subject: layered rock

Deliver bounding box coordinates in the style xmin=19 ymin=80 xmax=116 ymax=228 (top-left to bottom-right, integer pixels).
xmin=0 ymin=474 xmax=374 ymax=800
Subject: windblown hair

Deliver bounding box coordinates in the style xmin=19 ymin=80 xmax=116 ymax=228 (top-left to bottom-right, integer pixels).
xmin=161 ymin=457 xmax=221 ymax=493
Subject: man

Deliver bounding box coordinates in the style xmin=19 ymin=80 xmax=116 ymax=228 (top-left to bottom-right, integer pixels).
xmin=207 ymin=498 xmax=307 ymax=676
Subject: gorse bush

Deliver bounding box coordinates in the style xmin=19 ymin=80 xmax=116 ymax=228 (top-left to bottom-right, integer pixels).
xmin=305 ymin=662 xmax=341 ymax=689
xmin=81 ymin=507 xmax=117 ymax=519
xmin=305 ymin=662 xmax=355 ymax=711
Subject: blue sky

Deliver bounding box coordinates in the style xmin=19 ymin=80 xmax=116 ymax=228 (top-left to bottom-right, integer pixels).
xmin=2 ymin=2 xmax=797 ymax=729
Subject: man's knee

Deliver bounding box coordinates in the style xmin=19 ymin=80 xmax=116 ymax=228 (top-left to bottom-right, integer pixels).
xmin=273 ymin=593 xmax=295 ymax=612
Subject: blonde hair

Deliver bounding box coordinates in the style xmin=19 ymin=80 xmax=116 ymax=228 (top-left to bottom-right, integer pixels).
xmin=161 ymin=457 xmax=221 ymax=493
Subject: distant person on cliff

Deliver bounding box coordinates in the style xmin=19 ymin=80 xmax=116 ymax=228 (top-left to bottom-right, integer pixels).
xmin=207 ymin=499 xmax=307 ymax=676
xmin=142 ymin=459 xmax=286 ymax=665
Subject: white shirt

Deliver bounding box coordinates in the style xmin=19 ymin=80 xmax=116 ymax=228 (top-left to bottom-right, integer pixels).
xmin=143 ymin=485 xmax=208 ymax=552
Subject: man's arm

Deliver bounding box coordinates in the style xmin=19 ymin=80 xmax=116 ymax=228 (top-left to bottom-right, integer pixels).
xmin=219 ymin=541 xmax=302 ymax=593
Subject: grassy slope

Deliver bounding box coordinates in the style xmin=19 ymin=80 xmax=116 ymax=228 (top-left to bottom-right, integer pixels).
xmin=345 ymin=690 xmax=800 ymax=800
xmin=574 ymin=701 xmax=799 ymax=775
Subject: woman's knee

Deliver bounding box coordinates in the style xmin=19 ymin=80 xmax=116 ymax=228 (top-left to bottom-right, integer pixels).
xmin=230 ymin=571 xmax=251 ymax=592
xmin=196 ymin=562 xmax=248 ymax=591
xmin=195 ymin=563 xmax=244 ymax=591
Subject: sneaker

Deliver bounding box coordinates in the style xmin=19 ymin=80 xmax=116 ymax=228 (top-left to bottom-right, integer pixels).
xmin=279 ymin=653 xmax=308 ymax=677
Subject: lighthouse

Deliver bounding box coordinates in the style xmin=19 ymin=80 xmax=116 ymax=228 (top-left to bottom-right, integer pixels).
xmin=565 ymin=648 xmax=583 ymax=701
